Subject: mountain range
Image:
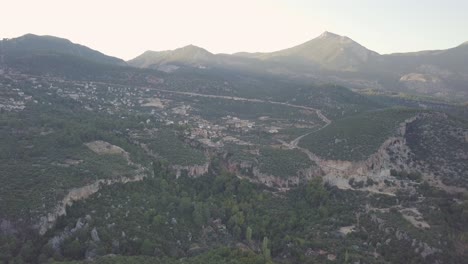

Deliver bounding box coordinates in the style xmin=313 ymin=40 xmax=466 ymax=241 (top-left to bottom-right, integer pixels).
xmin=128 ymin=31 xmax=468 ymax=100
xmin=1 ymin=31 xmax=468 ymax=101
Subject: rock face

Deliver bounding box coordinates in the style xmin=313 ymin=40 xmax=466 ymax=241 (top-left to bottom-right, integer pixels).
xmin=85 ymin=140 xmax=130 ymax=161
xmin=49 ymin=217 xmax=89 ymax=252
xmin=37 ymin=174 xmax=146 ymax=235
xmin=320 ymin=115 xmax=421 ymax=194
xmin=36 ymin=141 xmax=149 ymax=235
xmin=399 ymin=73 xmax=447 ymax=97
xmin=91 ymin=227 xmax=100 ymax=242
xmin=317 ymin=112 xmax=467 ymax=195
xmin=172 ymin=162 xmax=210 ymax=178
xmin=225 ymin=159 xmax=323 ymax=189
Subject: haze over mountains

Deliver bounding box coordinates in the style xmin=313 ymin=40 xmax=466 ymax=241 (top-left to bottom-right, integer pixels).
xmin=2 ymin=32 xmax=468 ymax=101
xmin=128 ymin=31 xmax=468 ymax=100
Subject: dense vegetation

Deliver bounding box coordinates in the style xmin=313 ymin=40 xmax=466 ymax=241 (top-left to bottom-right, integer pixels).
xmin=0 ymin=95 xmax=150 ymax=218
xmin=2 ymin=163 xmax=466 ymax=263
xmin=142 ymin=129 xmax=207 ymax=166
xmin=179 ymin=95 xmax=321 ymax=123
xmin=300 ymin=108 xmax=421 ymax=161
xmin=165 ymin=69 xmax=382 ymax=119
xmin=52 ymin=248 xmax=267 ymax=264
xmin=258 ymin=147 xmax=316 ymax=178
xmin=405 ymin=113 xmax=468 ymax=188
xmin=0 ymin=163 xmax=357 ymax=263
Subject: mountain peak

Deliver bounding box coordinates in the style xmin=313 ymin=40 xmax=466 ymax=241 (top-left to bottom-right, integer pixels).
xmin=176 ymin=44 xmax=211 ymax=54
xmin=251 ymin=31 xmax=379 ymax=71
xmin=10 ymin=33 xmax=71 ymax=45
xmin=170 ymin=45 xmax=213 ymax=61
xmin=318 ymin=31 xmax=341 ymax=39
xmin=2 ymin=33 xmax=125 ymax=66
xmin=183 ymin=44 xmax=201 ymax=49
xmin=128 ymin=44 xmax=214 ymax=68
xmin=19 ymin=33 xmax=39 ymax=38
xmin=317 ymin=31 xmax=353 ymax=43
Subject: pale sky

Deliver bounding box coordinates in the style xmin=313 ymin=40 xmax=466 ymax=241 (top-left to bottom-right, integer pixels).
xmin=1 ymin=0 xmax=467 ymax=60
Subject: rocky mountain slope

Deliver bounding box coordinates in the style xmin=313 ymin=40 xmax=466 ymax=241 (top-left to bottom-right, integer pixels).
xmin=236 ymin=31 xmax=380 ymax=71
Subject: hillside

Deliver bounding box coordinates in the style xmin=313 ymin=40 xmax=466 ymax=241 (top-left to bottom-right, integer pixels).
xmin=299 ymin=108 xmax=421 ymax=161
xmin=238 ymin=31 xmax=380 ymax=71
xmin=128 ymin=45 xmax=215 ymax=70
xmin=0 ymin=34 xmax=126 ymax=66
xmin=129 ymin=31 xmax=468 ymax=101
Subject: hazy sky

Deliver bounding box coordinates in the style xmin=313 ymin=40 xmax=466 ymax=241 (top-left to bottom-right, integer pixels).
xmin=1 ymin=0 xmax=467 ymax=60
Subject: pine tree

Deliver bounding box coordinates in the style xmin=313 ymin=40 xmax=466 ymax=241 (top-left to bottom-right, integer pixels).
xmin=246 ymin=226 xmax=253 ymax=244
xmin=262 ymin=236 xmax=271 ymax=261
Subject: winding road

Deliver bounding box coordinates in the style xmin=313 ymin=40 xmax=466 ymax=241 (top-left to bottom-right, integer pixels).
xmin=9 ymin=72 xmax=333 ymax=158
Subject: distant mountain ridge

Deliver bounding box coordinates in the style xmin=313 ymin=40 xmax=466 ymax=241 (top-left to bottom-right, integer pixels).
xmin=128 ymin=44 xmax=214 ymax=69
xmin=2 ymin=32 xmax=468 ymax=101
xmin=234 ymin=31 xmax=380 ymax=71
xmin=128 ymin=31 xmax=382 ymax=72
xmin=0 ymin=34 xmax=126 ymax=66
xmin=127 ymin=31 xmax=468 ymax=100
xmin=127 ymin=31 xmax=468 ymax=74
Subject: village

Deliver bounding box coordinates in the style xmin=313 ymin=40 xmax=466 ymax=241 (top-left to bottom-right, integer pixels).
xmin=0 ymin=72 xmax=322 ymax=158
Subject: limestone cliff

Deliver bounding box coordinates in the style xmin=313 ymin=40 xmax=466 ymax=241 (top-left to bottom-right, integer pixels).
xmin=36 ymin=141 xmax=149 ymax=235
xmin=225 ymin=159 xmax=323 ymax=189
xmin=36 ymin=173 xmax=147 ymax=235
xmin=172 ymin=162 xmax=210 ymax=178
xmin=318 ymin=113 xmax=438 ymax=195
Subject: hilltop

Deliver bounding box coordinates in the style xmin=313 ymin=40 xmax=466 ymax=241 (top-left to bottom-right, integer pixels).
xmin=1 ymin=34 xmax=126 ymax=66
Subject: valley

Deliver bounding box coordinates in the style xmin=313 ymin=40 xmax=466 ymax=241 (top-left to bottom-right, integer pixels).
xmin=0 ymin=33 xmax=467 ymax=264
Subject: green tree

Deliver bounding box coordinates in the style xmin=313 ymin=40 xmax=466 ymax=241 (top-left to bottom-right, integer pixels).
xmin=178 ymin=197 xmax=193 ymax=215
xmin=193 ymin=203 xmax=205 ymax=227
xmin=246 ymin=226 xmax=253 ymax=244
xmin=305 ymin=178 xmax=328 ymax=207
xmin=19 ymin=240 xmax=35 ymax=263
xmin=63 ymin=239 xmax=84 ymax=259
xmin=140 ymin=239 xmax=155 ymax=256
xmin=262 ymin=237 xmax=271 ymax=261
xmin=233 ymin=225 xmax=242 ymax=240
xmin=152 ymin=214 xmax=165 ymax=226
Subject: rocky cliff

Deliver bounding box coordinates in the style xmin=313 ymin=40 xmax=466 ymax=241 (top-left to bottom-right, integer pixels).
xmin=315 ymin=113 xmax=468 ymax=196
xmin=319 ymin=115 xmax=422 ymax=194
xmin=36 ymin=141 xmax=149 ymax=235
xmin=225 ymin=159 xmax=323 ymax=189
xmin=172 ymin=162 xmax=210 ymax=178
xmin=37 ymin=173 xmax=147 ymax=235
